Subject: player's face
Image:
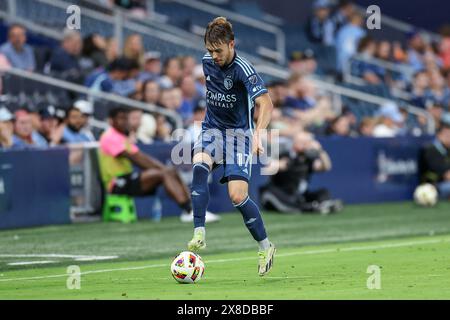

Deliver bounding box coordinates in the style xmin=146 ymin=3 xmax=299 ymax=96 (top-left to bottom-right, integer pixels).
xmin=206 ymin=41 xmax=235 ymax=67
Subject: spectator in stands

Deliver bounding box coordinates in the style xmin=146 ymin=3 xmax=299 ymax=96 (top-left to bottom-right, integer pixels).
xmin=424 ymin=69 xmax=450 ymax=109
xmin=11 ymin=109 xmax=48 ymax=148
xmin=81 ymin=33 xmax=108 ymax=70
xmin=336 ymin=13 xmax=365 ymax=73
xmin=142 ymin=79 xmax=161 ymax=105
xmin=136 ymin=112 xmax=157 ymax=144
xmin=358 ymin=117 xmax=377 ymax=137
xmin=288 ymin=50 xmax=318 ymax=76
xmin=179 ymin=75 xmax=201 ymax=123
xmin=406 ymin=31 xmax=427 ymax=72
xmin=159 ymin=57 xmax=183 ymax=89
xmin=139 ymin=51 xmax=162 ymax=82
xmin=0 ymin=106 xmax=14 ymax=149
xmin=0 ymin=23 xmax=36 ymax=71
xmin=85 ymin=57 xmax=134 ymax=95
xmin=260 ymin=131 xmax=342 ymax=214
xmin=341 ymin=106 xmax=359 ymax=135
xmin=410 ymin=70 xmax=430 ymax=108
xmin=123 ymin=33 xmax=145 ymax=68
xmin=184 ymin=99 xmax=206 ymax=143
xmin=306 ymin=0 xmax=336 ymax=46
xmin=419 ymin=113 xmax=450 ymax=199
xmin=181 ymin=56 xmax=197 ymax=78
xmin=60 ymin=106 xmax=95 ymax=144
xmin=373 ymin=102 xmax=405 ymax=138
xmin=285 ymin=74 xmax=317 ymax=111
xmin=153 ymin=114 xmax=172 ymax=142
xmin=325 ymin=115 xmax=353 ymax=137
xmin=98 ymin=106 xmax=220 ymax=223
xmin=267 ymin=80 xmax=288 ymax=109
xmin=159 ymin=87 xmax=183 ymax=113
xmin=351 ymin=36 xmax=384 ymax=85
xmin=36 ymin=103 xmax=59 ymax=145
xmin=284 ymin=74 xmax=335 ymax=129
xmin=332 ymin=0 xmax=355 ymax=32
xmin=117 ymin=59 xmax=143 ymax=98
xmin=128 ymin=107 xmax=143 ymax=144
xmin=73 ymin=100 xmax=96 ymax=140
xmin=50 ymin=29 xmax=84 ymax=82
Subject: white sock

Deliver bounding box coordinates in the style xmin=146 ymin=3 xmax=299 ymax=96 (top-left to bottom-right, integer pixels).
xmin=258 ymin=238 xmax=271 ymax=251
xmin=194 ymin=227 xmax=205 ymax=238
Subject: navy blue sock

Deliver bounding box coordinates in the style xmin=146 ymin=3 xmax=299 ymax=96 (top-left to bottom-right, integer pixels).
xmin=234 ymin=196 xmax=267 ymax=241
xmin=191 ymin=163 xmax=210 ymax=228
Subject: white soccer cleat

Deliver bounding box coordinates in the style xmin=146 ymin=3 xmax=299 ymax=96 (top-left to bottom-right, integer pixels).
xmin=180 ymin=210 xmax=221 ymax=223
xmin=258 ymin=242 xmax=276 ymax=276
xmin=187 ymin=229 xmax=206 ymax=252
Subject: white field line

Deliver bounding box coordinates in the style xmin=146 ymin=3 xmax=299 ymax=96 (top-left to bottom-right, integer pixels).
xmin=0 ymin=237 xmax=447 ymax=283
xmin=0 ymin=254 xmax=119 ymax=261
xmin=7 ymin=261 xmax=58 ymax=266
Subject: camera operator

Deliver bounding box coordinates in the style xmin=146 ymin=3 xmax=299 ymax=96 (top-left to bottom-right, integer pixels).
xmin=419 ymin=114 xmax=450 ymax=200
xmin=260 ymin=131 xmax=343 ymax=214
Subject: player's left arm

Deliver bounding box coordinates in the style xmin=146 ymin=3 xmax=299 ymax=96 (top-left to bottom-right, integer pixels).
xmin=253 ymin=93 xmax=274 ymax=155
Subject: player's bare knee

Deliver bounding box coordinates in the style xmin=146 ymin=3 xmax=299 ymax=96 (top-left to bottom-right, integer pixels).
xmin=229 ymin=192 xmax=248 ymax=206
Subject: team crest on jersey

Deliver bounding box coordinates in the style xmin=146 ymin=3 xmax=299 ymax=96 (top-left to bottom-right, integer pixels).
xmin=248 ymin=75 xmax=258 ymax=85
xmin=224 ymin=76 xmax=233 ymax=90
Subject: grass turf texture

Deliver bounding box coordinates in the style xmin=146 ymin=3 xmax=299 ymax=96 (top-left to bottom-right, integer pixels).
xmin=0 ymin=202 xmax=449 ymax=299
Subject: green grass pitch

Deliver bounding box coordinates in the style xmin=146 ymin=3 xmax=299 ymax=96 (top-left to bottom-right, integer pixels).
xmin=0 ymin=202 xmax=450 ymax=299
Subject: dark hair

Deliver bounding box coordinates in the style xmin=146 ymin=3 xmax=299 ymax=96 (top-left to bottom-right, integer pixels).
xmin=338 ymin=0 xmax=352 ymax=8
xmin=108 ymin=106 xmax=129 ymax=119
xmin=204 ymin=17 xmax=234 ymax=46
xmin=66 ymin=106 xmax=82 ymax=118
xmin=357 ymin=35 xmax=375 ymax=53
xmin=107 ymin=57 xmax=133 ymax=72
xmin=82 ymin=33 xmax=101 ymax=57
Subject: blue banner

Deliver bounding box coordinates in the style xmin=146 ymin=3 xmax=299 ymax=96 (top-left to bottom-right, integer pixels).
xmin=0 ymin=148 xmax=71 ymax=230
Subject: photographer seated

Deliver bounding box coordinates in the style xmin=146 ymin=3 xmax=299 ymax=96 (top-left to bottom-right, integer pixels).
xmin=419 ymin=114 xmax=450 ymax=200
xmin=260 ymin=131 xmax=343 ymax=214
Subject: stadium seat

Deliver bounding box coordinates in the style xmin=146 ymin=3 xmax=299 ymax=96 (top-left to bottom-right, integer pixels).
xmin=102 ymin=194 xmax=137 ymax=223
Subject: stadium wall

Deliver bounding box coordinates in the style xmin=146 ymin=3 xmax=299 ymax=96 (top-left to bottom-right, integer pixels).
xmin=0 ymin=136 xmax=432 ymax=229
xmin=0 ymin=148 xmax=71 ymax=230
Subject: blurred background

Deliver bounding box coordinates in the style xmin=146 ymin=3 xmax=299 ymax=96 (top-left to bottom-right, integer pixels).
xmin=0 ymin=0 xmax=449 ymax=229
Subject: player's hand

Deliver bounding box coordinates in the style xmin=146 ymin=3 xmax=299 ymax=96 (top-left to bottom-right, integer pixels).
xmin=252 ymin=132 xmax=264 ymax=155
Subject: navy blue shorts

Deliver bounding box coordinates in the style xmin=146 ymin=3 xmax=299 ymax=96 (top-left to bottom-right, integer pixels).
xmin=192 ymin=128 xmax=253 ymax=184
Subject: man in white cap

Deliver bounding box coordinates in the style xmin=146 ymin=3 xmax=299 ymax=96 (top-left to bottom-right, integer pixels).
xmin=74 ymin=99 xmax=96 ymax=142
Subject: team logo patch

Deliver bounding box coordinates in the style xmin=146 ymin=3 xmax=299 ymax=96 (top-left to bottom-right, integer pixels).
xmin=248 ymin=74 xmax=258 ymax=85
xmin=224 ymin=76 xmax=233 ymax=90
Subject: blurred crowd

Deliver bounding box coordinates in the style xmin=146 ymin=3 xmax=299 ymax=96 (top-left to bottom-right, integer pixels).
xmin=1 ymin=0 xmax=450 ymax=151
xmin=300 ymin=0 xmax=450 ymax=133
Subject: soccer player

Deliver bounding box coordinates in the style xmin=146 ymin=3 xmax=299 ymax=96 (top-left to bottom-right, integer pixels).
xmin=187 ymin=17 xmax=276 ymax=276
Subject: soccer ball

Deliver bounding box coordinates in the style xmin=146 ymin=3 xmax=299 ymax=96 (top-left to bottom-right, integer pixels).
xmin=413 ymin=183 xmax=438 ymax=207
xmin=171 ymin=251 xmax=205 ymax=284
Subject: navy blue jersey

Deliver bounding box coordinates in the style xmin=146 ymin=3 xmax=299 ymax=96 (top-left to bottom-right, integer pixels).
xmin=202 ymin=51 xmax=268 ymax=132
